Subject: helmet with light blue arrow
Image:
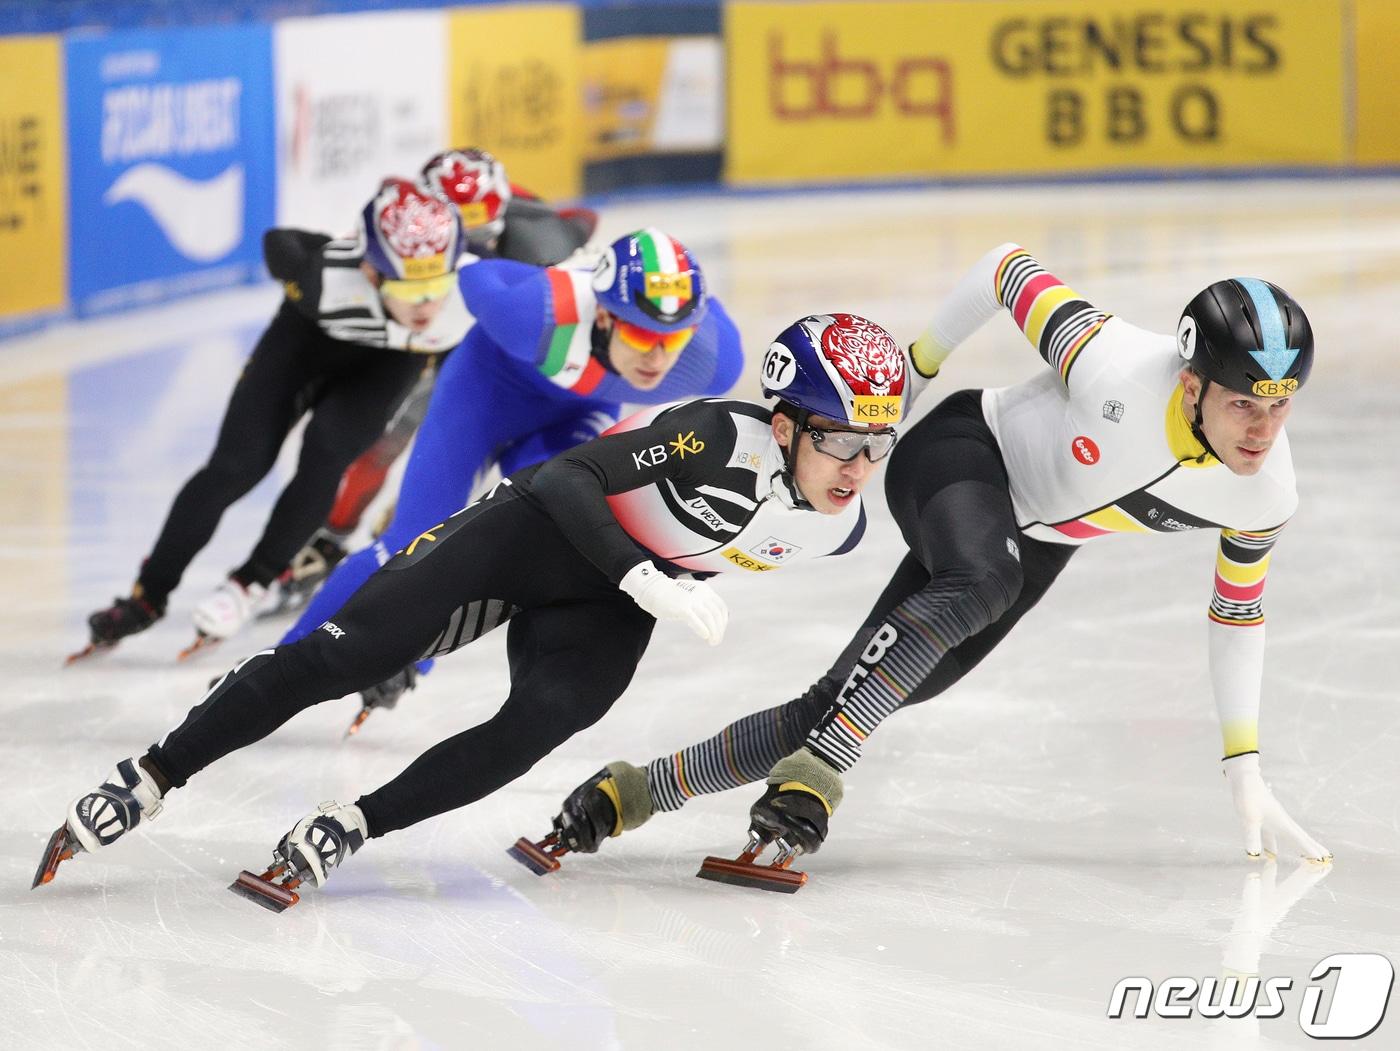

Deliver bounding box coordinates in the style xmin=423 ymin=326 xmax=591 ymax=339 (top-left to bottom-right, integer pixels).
xmin=1176 ymin=278 xmax=1314 ymax=398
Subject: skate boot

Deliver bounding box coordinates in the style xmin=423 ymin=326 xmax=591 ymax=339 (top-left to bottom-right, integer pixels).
xmin=508 ymin=762 xmax=653 ymax=875
xmin=230 ymin=801 xmax=368 ymax=913
xmin=257 ymin=532 xmax=348 ymax=620
xmin=345 ymin=663 xmax=418 ymax=737
xmin=181 ymin=577 xmax=266 ymax=659
xmin=66 ymin=590 xmax=165 ymax=664
xmin=33 ymin=757 xmax=167 ymax=888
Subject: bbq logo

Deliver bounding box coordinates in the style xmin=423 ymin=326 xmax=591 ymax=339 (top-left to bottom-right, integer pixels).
xmin=1071 ymin=435 xmax=1100 ymax=465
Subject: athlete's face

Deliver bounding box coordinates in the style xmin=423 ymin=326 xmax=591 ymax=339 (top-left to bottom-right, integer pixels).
xmin=772 ymin=413 xmax=884 ymax=515
xmin=363 ymin=262 xmax=450 ymax=333
xmin=598 ymin=309 xmax=685 ymax=391
xmin=1181 ymin=368 xmax=1294 ymax=476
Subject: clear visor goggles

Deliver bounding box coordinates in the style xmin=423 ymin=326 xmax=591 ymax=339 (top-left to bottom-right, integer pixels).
xmin=804 ymin=423 xmax=898 ymax=463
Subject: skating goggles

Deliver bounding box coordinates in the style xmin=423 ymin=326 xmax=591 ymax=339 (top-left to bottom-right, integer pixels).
xmin=379 ymin=272 xmax=456 ymax=304
xmin=612 ymin=317 xmax=696 ymax=354
xmin=804 ymin=423 xmax=899 ymax=463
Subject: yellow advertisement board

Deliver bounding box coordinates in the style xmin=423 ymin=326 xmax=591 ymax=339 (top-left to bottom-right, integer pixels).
xmin=447 ymin=4 xmax=582 ymax=199
xmin=0 ymin=35 xmax=67 ymax=318
xmin=727 ymin=0 xmax=1346 ymax=184
xmin=1354 ymin=0 xmax=1400 ymax=166
xmin=583 ymin=38 xmax=672 ymax=160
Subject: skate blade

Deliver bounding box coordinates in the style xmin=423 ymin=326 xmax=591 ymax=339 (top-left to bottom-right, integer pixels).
xmin=696 ymin=854 xmax=807 ymax=893
xmin=507 ymin=836 xmax=564 ymax=876
xmin=32 ymin=825 xmax=80 ymax=889
xmin=64 ymin=641 xmax=115 ymax=666
xmin=344 ymin=707 xmax=372 ymax=738
xmin=177 ymin=633 xmax=221 ymax=662
xmin=228 ymin=869 xmax=302 ymax=913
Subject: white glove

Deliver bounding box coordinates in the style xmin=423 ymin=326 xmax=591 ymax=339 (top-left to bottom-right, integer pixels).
xmin=1222 ymin=754 xmax=1332 ymax=863
xmin=619 ymin=562 xmax=727 ymax=646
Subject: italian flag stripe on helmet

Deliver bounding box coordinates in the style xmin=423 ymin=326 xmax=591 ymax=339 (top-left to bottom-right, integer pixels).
xmin=637 ymin=227 xmax=689 ymax=317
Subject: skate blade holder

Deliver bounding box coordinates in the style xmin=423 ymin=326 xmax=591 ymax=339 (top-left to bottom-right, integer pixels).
xmin=229 ymin=862 xmax=304 ymax=913
xmin=64 ymin=641 xmax=116 ymax=666
xmin=178 ymin=633 xmax=221 ymax=662
xmin=507 ymin=830 xmax=570 ymax=876
xmin=344 ymin=706 xmax=372 ymax=738
xmin=31 ymin=825 xmax=80 ymax=889
xmin=696 ymin=833 xmax=807 ymax=893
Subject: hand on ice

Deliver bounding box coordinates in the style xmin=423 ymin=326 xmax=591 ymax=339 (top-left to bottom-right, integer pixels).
xmin=619 ymin=562 xmax=727 ymax=645
xmin=1222 ymin=753 xmax=1332 ymax=863
xmin=748 ymin=748 xmax=844 ymax=855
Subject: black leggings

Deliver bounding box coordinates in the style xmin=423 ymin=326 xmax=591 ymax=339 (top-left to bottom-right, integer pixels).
xmin=137 ymin=303 xmax=427 ymax=600
xmin=643 ymin=390 xmax=1077 ymax=807
xmin=146 ymin=483 xmax=655 ymax=838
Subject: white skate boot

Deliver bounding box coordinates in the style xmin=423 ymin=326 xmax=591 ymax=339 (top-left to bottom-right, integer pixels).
xmin=33 ymin=757 xmax=166 ymax=888
xmin=230 ymin=801 xmax=368 ymax=912
xmin=181 ymin=577 xmax=267 ymax=659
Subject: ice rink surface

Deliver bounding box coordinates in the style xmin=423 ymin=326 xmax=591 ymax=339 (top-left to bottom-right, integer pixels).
xmin=2 ymin=180 xmax=1398 ymax=1049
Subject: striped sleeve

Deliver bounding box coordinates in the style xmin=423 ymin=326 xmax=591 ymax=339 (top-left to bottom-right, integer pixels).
xmin=1208 ymin=525 xmax=1283 ymax=758
xmin=1208 ymin=526 xmax=1280 ymax=626
xmin=992 ymin=247 xmax=1110 ymax=386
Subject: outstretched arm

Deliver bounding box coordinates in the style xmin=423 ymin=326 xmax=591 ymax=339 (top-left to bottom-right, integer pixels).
xmin=1209 ymin=524 xmax=1331 ymax=862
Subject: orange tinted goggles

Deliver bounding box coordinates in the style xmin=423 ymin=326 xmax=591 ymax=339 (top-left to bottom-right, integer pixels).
xmin=613 ymin=318 xmax=696 ymax=354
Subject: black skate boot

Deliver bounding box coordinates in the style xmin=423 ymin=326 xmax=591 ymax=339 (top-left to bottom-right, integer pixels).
xmin=258 ymin=531 xmax=348 ymax=620
xmin=67 ymin=590 xmax=166 ymax=664
xmin=33 ymin=756 xmax=167 ymax=888
xmin=230 ymin=801 xmax=368 ymax=913
xmin=508 ymin=762 xmax=653 ymax=875
xmin=345 ymin=662 xmax=418 ymax=737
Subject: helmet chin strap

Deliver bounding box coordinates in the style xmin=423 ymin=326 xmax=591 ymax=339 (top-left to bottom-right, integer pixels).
xmin=779 ymin=406 xmax=815 ymax=511
xmin=1189 ymin=376 xmax=1221 ymax=464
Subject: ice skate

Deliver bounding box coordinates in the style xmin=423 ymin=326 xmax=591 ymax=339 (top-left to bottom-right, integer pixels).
xmin=32 ymin=757 xmax=166 ymax=888
xmin=509 ymin=762 xmax=651 ymax=875
xmin=229 ymin=801 xmax=367 ymax=913
xmin=180 ymin=577 xmax=266 ymax=659
xmin=256 ymin=532 xmax=347 ymax=620
xmin=696 ymin=831 xmax=808 ymax=893
xmin=66 ymin=591 xmax=164 ymax=665
xmin=345 ymin=663 xmax=417 ymax=737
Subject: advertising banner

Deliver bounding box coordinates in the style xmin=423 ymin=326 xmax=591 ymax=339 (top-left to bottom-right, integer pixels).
xmin=727 ymin=0 xmax=1346 ymax=184
xmin=0 ymin=35 xmax=68 ymax=322
xmin=1354 ymin=0 xmax=1400 ymax=166
xmin=274 ymin=11 xmax=448 ymax=235
xmin=65 ymin=25 xmax=276 ymax=315
xmin=582 ymin=36 xmax=723 ymax=161
xmin=448 ymin=4 xmax=583 ymax=200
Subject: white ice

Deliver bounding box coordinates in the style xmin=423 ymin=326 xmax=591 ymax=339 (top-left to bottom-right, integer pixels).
xmin=2 ymin=180 xmax=1398 ymax=1050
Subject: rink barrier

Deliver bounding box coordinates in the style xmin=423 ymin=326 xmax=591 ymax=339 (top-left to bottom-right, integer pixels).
xmin=1 ymin=0 xmax=1397 ymax=334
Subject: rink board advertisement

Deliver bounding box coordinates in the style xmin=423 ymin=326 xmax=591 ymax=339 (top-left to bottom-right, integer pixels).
xmin=581 ymin=36 xmax=724 ymax=161
xmin=64 ymin=25 xmax=276 ymax=316
xmin=1353 ymin=0 xmax=1400 ymax=166
xmin=447 ymin=4 xmax=583 ymax=200
xmin=0 ymin=35 xmax=68 ymax=324
xmin=725 ymin=0 xmax=1347 ymax=184
xmin=274 ymin=12 xmax=448 ymax=235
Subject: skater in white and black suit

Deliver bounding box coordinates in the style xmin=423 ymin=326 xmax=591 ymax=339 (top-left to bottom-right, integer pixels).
xmin=543 ymin=245 xmax=1334 ymax=873
xmin=35 ymin=314 xmax=908 ymax=904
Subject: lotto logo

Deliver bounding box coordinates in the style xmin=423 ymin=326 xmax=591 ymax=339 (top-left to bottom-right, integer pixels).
xmin=1071 ymin=435 xmax=1100 ymax=465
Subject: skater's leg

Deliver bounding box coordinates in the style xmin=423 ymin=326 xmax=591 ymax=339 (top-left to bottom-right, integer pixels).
xmin=232 ymin=350 xmax=424 ymax=587
xmin=356 ymin=597 xmax=655 ymax=837
xmin=137 ymin=306 xmax=315 ymax=601
xmin=281 ymin=345 xmax=508 ymax=644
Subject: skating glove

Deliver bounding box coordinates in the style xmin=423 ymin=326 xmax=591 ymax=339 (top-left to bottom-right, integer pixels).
xmin=749 ymin=748 xmax=845 ymax=855
xmin=619 ymin=562 xmax=727 ymax=645
xmin=1222 ymin=753 xmax=1331 ymax=862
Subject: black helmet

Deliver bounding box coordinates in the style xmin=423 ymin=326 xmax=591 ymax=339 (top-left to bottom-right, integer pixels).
xmin=1177 ymin=278 xmax=1313 ymax=398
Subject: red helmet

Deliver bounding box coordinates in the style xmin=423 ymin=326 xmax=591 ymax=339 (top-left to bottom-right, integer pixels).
xmin=419 ymin=148 xmax=511 ymax=247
